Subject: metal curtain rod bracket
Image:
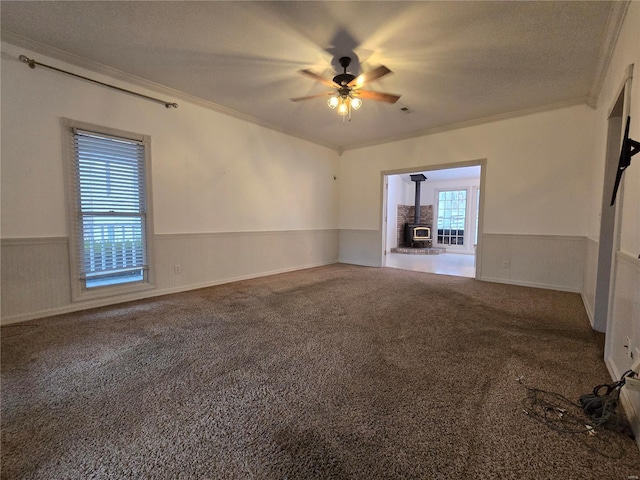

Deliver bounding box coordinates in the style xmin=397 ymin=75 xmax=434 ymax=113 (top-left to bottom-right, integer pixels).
xmin=18 ymin=54 xmax=178 ymax=109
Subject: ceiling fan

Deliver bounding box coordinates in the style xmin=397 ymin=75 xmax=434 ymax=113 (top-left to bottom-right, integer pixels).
xmin=291 ymin=56 xmax=401 ymax=120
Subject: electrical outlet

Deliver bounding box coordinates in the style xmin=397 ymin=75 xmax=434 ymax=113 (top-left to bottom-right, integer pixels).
xmin=625 ymin=357 xmax=640 ymax=392
xmin=625 ymin=336 xmax=633 ymax=359
xmin=502 ymin=260 xmax=509 ymax=268
xmin=626 ymin=376 xmax=640 ymax=392
xmin=174 ymin=264 xmax=181 ymax=274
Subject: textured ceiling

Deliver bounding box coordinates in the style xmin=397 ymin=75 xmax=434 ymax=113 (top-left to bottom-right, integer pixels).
xmin=1 ymin=1 xmax=619 ymax=151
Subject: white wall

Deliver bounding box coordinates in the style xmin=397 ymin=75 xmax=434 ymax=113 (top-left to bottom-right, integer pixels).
xmin=584 ymin=1 xmax=640 ymax=444
xmin=1 ymin=41 xmax=340 ymax=322
xmin=339 ymin=105 xmax=594 ymax=235
xmin=338 ymin=104 xmax=595 ymax=284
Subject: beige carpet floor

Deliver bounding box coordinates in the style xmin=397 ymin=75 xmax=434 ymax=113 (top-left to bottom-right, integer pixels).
xmin=2 ymin=264 xmax=638 ymax=479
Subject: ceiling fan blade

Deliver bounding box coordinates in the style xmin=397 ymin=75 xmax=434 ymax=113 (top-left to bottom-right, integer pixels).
xmin=347 ymin=65 xmax=392 ymax=88
xmin=298 ymin=69 xmax=340 ymax=88
xmin=290 ymin=92 xmax=335 ymax=102
xmin=354 ymin=90 xmax=401 ymax=104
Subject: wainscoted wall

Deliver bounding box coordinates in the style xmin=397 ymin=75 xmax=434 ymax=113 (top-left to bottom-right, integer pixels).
xmin=606 ymin=251 xmax=640 ymax=447
xmin=338 ymin=229 xmax=383 ymax=267
xmin=1 ymin=238 xmax=71 ymax=320
xmin=581 ymin=236 xmax=599 ymax=327
xmin=1 ymin=229 xmax=339 ymax=324
xmin=338 ymin=230 xmax=589 ymax=294
xmin=154 ymin=230 xmax=339 ymax=291
xmin=479 ymin=234 xmax=586 ymax=292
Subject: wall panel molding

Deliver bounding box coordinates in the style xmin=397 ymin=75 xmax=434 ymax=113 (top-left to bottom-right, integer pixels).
xmin=1 ymin=237 xmax=68 ymax=246
xmin=1 ymin=237 xmax=71 ymax=321
xmin=581 ymin=236 xmax=599 ymax=327
xmin=617 ymin=249 xmax=640 ymax=271
xmin=605 ymin=248 xmax=640 ymax=448
xmin=1 ymin=230 xmax=339 ymax=324
xmin=480 ymin=234 xmax=586 ymax=292
xmin=608 ymin=248 xmax=640 ymax=449
xmin=338 ymin=229 xmax=382 ymax=267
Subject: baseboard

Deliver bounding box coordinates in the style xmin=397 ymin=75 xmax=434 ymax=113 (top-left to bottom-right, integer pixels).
xmin=478 ymin=276 xmax=581 ymax=293
xmin=580 ymin=292 xmax=595 ymax=326
xmin=0 ymin=260 xmax=338 ymax=325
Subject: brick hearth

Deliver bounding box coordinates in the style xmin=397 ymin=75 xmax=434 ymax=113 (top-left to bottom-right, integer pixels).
xmin=397 ymin=204 xmax=433 ymax=248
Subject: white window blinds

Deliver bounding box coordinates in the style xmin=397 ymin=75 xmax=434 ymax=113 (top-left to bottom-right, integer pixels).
xmin=70 ymin=129 xmax=148 ymax=287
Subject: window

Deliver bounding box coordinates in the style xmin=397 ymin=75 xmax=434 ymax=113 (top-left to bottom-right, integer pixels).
xmin=436 ymin=189 xmax=466 ymax=246
xmin=64 ymin=119 xmax=154 ymax=301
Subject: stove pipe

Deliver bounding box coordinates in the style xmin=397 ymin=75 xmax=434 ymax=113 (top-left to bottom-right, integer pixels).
xmin=410 ymin=174 xmax=427 ymax=224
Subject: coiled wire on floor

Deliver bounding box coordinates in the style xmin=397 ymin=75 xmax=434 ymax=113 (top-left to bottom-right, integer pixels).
xmin=521 ymin=370 xmax=637 ymax=459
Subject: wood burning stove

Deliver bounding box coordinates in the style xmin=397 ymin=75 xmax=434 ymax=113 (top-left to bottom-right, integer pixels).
xmin=405 ymin=224 xmax=432 ymax=247
xmin=404 ymin=174 xmax=432 ymax=247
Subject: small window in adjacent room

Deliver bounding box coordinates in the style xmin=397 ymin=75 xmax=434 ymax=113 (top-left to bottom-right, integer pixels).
xmin=436 ymin=189 xmax=467 ymax=246
xmin=63 ymin=119 xmax=155 ymax=301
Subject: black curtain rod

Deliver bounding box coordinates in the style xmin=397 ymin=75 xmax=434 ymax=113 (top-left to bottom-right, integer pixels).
xmin=19 ymin=55 xmax=178 ymax=109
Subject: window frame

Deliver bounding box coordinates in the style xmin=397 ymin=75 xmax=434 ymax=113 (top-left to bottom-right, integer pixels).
xmin=435 ymin=188 xmax=468 ymax=248
xmin=62 ymin=118 xmax=156 ymax=302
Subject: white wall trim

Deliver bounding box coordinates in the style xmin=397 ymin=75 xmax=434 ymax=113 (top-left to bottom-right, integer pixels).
xmin=1 ymin=237 xmax=68 ymax=246
xmin=1 ymin=32 xmax=337 ymax=151
xmin=1 ymin=230 xmax=342 ymax=244
xmin=580 ymin=292 xmax=595 ymax=324
xmin=479 ymin=277 xmax=581 ymax=294
xmin=588 ymin=1 xmax=631 ymax=108
xmin=2 ymin=30 xmax=605 ymax=155
xmin=617 ymin=249 xmax=640 ymax=271
xmin=342 ymin=97 xmax=590 ymax=152
xmin=157 ymin=229 xmax=339 ymax=239
xmin=482 ymin=233 xmax=585 ymax=242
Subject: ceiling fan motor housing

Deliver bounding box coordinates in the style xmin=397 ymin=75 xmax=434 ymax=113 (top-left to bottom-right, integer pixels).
xmin=333 ymin=56 xmax=356 ymax=87
xmin=291 ymin=55 xmax=399 ymax=106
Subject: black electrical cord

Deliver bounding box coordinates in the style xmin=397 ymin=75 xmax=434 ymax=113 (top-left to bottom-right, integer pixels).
xmin=521 ymin=370 xmax=637 ymax=459
xmin=578 ymin=370 xmax=634 ymax=426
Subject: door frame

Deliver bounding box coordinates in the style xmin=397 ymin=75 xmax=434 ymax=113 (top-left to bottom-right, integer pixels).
xmin=594 ymin=64 xmax=633 ymax=335
xmin=380 ymin=158 xmax=487 ymax=279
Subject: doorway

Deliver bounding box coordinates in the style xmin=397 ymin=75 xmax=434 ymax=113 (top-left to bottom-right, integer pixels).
xmin=594 ymin=66 xmax=633 ymax=335
xmin=382 ymin=161 xmax=485 ymax=279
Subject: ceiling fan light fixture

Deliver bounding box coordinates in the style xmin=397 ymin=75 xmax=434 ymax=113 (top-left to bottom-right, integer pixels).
xmin=337 ymin=99 xmax=349 ymax=116
xmin=294 ymin=56 xmax=398 ymax=122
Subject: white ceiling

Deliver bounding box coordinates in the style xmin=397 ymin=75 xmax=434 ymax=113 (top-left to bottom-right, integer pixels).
xmin=403 ymin=166 xmax=482 ymax=184
xmin=1 ymin=1 xmax=620 ymax=152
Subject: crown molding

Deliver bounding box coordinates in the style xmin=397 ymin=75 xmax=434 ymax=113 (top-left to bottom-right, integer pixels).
xmin=1 ymin=31 xmax=339 ymax=152
xmin=1 ymin=25 xmax=612 ymax=156
xmin=340 ymin=96 xmax=590 ymax=152
xmin=587 ymin=0 xmax=630 ymax=109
